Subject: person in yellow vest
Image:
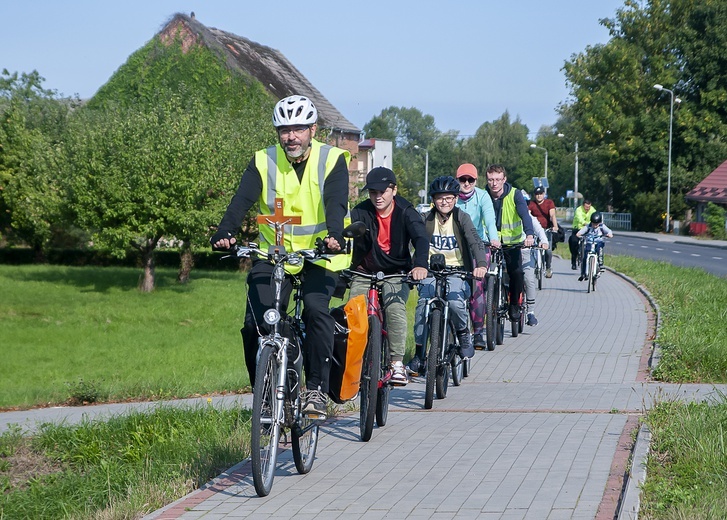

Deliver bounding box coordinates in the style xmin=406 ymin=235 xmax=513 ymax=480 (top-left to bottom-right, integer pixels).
xmin=569 ymin=199 xmax=596 ymax=270
xmin=211 ymin=95 xmax=350 ymax=420
xmin=484 ymin=164 xmax=535 ymax=323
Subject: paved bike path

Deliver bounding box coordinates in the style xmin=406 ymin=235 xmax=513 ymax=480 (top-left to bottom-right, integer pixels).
xmin=4 ymin=255 xmax=725 ymax=519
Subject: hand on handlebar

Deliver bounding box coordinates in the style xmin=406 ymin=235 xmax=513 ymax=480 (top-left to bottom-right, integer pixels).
xmin=324 ymin=235 xmax=341 ymax=252
xmin=472 ymin=266 xmax=487 ymax=280
xmin=409 ymin=266 xmax=428 ymax=281
xmin=523 ymin=235 xmax=535 ymax=248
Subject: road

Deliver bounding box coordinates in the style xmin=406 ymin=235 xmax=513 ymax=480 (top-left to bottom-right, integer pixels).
xmin=561 ymin=226 xmax=727 ymax=278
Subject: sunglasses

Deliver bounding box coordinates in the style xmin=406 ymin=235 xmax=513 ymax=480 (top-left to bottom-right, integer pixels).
xmin=458 ymin=177 xmax=476 ymax=184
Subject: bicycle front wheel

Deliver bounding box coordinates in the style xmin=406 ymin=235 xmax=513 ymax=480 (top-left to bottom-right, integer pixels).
xmin=537 ymin=252 xmax=543 ymax=290
xmin=251 ymin=344 xmax=281 ymax=497
xmin=587 ymin=255 xmax=597 ymax=294
xmin=485 ymin=275 xmax=497 ymax=351
xmin=424 ymin=308 xmax=442 ymax=409
xmin=359 ymin=316 xmax=381 ymax=442
xmin=375 ymin=333 xmax=390 ymax=427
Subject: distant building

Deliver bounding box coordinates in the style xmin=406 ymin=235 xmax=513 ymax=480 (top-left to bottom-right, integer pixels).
xmin=158 ymin=13 xmax=363 ymax=180
xmin=685 ymin=158 xmax=727 ymax=234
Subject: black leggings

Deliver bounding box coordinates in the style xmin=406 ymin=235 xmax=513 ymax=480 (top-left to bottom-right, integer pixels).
xmin=241 ymin=260 xmax=339 ymax=392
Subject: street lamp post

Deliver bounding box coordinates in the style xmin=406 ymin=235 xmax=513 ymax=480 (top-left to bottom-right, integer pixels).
xmin=414 ymin=145 xmax=429 ymax=204
xmin=529 ymin=144 xmax=548 ymax=194
xmin=654 ymin=84 xmax=682 ymax=233
xmin=557 ymin=133 xmax=578 ymax=209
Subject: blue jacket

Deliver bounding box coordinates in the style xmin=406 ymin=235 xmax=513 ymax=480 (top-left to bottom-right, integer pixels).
xmin=456 ymin=187 xmax=499 ymax=243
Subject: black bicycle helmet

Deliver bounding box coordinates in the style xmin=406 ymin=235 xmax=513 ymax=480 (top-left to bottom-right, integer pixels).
xmin=590 ymin=212 xmax=603 ymax=224
xmin=429 ymin=176 xmax=460 ymax=197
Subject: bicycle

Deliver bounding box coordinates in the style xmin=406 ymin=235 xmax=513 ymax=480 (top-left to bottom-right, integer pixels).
xmin=341 ymin=269 xmax=412 ymax=442
xmin=485 ymin=244 xmax=526 ymax=345
xmin=420 ymin=255 xmax=472 ymax=409
xmin=533 ymin=239 xmax=546 ymax=291
xmin=224 ymin=240 xmax=333 ymax=497
xmin=583 ymin=235 xmax=603 ymax=293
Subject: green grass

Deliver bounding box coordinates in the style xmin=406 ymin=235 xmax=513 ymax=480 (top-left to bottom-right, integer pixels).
xmin=608 ymin=256 xmax=727 ymax=383
xmin=640 ymin=397 xmax=727 ymax=520
xmin=0 ymin=265 xmax=248 ymax=408
xmin=1 ymin=404 xmax=251 ymax=519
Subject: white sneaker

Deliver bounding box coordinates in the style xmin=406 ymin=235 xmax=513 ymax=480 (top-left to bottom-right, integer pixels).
xmin=390 ymin=361 xmax=408 ymax=386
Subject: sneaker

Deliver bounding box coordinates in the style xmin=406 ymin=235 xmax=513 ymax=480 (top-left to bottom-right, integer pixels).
xmin=473 ymin=333 xmax=486 ymax=350
xmin=390 ymin=361 xmax=408 ymax=386
xmin=599 ymin=264 xmax=605 ymax=273
xmin=302 ymin=389 xmax=327 ymax=420
xmin=571 ymin=263 xmax=577 ymax=270
xmin=406 ymin=356 xmax=424 ymax=377
xmin=578 ymin=275 xmax=585 ymax=281
xmin=526 ymin=313 xmax=538 ymax=326
xmin=545 ymin=268 xmax=553 ymax=278
xmin=457 ymin=330 xmax=474 ymax=359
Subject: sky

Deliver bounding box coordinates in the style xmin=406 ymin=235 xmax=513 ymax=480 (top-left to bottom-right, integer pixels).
xmin=1 ymin=0 xmax=626 ymax=138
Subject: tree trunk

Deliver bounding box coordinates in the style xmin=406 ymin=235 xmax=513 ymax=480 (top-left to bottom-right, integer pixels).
xmin=177 ymin=240 xmax=195 ymax=284
xmin=136 ymin=238 xmax=159 ymax=292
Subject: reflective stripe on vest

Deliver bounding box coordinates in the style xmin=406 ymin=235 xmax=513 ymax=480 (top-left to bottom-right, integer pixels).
xmin=499 ymin=189 xmax=525 ymax=244
xmin=256 ymin=139 xmax=351 ymax=273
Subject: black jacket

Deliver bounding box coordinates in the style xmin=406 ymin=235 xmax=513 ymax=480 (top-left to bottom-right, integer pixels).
xmin=350 ymin=196 xmax=429 ymax=274
xmin=424 ymin=207 xmax=488 ymax=272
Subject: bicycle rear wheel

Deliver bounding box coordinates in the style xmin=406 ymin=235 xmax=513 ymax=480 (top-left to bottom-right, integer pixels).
xmin=359 ymin=316 xmax=381 ymax=442
xmin=450 ymin=326 xmax=462 ymax=387
xmin=537 ymin=251 xmax=543 ymax=290
xmin=424 ymin=308 xmax=442 ymax=409
xmin=435 ymin=321 xmax=450 ymax=400
xmin=292 ymin=403 xmax=319 ymax=474
xmin=485 ymin=275 xmax=497 ymax=351
xmin=251 ymin=344 xmax=281 ymax=497
xmin=496 ymin=279 xmax=506 ymax=345
xmin=375 ymin=334 xmax=390 ymax=427
xmin=462 ymin=357 xmax=470 ymax=378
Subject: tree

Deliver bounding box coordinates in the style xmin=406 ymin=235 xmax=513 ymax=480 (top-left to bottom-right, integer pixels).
xmin=0 ymin=70 xmax=76 ymax=255
xmin=65 ymin=92 xmax=267 ymax=291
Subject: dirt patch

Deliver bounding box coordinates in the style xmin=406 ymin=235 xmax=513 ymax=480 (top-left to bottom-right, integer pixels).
xmin=2 ymin=438 xmax=64 ymax=493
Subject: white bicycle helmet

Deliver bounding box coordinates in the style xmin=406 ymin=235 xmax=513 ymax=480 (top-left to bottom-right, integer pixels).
xmin=272 ymin=95 xmax=318 ymax=127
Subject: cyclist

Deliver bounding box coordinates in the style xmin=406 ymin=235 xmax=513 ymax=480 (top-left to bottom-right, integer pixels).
xmin=521 ymin=205 xmax=550 ymax=326
xmin=576 ymin=212 xmax=613 ymax=281
xmin=210 ymin=95 xmax=350 ymax=420
xmin=455 ymin=163 xmax=499 ymax=349
xmin=527 ymin=186 xmax=559 ymax=278
xmin=569 ymin=199 xmax=596 ymax=270
xmin=485 ymin=165 xmax=535 ymax=323
xmin=408 ymin=176 xmax=488 ymax=375
xmin=349 ymin=167 xmax=429 ymax=386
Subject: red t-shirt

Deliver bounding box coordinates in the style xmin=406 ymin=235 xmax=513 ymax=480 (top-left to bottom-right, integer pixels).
xmin=376 ymin=211 xmax=392 ymax=254
xmin=528 ymin=199 xmax=555 ymax=229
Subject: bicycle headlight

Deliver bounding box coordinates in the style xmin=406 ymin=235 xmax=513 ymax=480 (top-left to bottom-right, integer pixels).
xmin=263 ymin=308 xmax=281 ymax=325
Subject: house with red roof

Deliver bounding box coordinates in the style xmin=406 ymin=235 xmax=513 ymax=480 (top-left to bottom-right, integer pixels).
xmin=685 ymin=159 xmax=727 ymax=235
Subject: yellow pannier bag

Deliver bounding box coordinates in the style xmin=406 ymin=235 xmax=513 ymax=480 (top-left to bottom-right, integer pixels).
xmin=328 ymin=294 xmax=369 ymax=404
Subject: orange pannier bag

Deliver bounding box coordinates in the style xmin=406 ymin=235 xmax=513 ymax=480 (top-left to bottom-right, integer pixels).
xmin=328 ymin=294 xmax=369 ymax=404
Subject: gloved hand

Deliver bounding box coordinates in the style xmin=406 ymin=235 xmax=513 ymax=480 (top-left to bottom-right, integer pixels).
xmin=210 ymin=230 xmax=235 ymax=250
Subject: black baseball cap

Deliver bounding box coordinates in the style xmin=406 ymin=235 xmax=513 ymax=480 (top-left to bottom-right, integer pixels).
xmin=534 ymin=186 xmax=545 ymax=195
xmin=363 ymin=167 xmax=397 ymax=191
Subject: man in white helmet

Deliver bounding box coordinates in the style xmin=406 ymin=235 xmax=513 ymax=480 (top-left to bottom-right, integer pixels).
xmin=211 ymin=95 xmax=350 ymax=420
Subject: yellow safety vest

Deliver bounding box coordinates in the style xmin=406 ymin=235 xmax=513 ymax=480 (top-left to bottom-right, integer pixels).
xmin=255 ymin=139 xmax=351 ymax=273
xmin=498 ymin=189 xmax=525 ymax=244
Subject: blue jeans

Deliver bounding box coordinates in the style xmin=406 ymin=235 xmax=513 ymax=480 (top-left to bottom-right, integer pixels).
xmin=414 ymin=275 xmax=471 ymax=345
xmin=581 ymin=241 xmax=604 ymax=277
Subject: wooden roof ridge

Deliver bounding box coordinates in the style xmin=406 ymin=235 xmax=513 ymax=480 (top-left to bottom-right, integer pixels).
xmin=161 ymin=13 xmax=361 ymax=135
xmin=686 ymin=158 xmax=727 ymax=203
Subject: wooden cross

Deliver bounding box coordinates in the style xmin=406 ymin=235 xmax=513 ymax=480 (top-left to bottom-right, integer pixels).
xmin=257 ymin=198 xmax=301 ymax=246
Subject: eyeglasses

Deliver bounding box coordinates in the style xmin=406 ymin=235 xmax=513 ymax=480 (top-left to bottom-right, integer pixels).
xmin=278 ymin=126 xmax=310 ymax=137
xmin=486 ymin=177 xmax=505 ymax=184
xmin=458 ymin=177 xmax=476 ymax=184
xmin=434 ymin=195 xmax=456 ymax=204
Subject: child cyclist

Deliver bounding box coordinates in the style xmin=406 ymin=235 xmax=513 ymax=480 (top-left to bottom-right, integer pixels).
xmin=576 ymin=212 xmax=613 ymax=281
xmin=349 ymin=167 xmax=429 ymax=385
xmin=408 ymin=176 xmax=488 ymax=376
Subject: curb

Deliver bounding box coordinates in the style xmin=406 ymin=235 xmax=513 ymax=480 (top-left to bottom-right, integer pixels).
xmin=608 ymin=267 xmax=663 ymax=520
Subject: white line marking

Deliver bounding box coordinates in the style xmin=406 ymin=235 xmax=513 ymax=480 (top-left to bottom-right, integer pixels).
xmin=690 ymin=253 xmax=700 ymax=257
xmin=713 ymin=256 xmax=723 ymax=260
xmin=672 ymin=251 xmax=681 ymax=254
xmin=655 ymin=248 xmax=664 ymax=251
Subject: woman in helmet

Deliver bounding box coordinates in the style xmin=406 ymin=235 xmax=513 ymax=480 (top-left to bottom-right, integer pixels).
xmin=407 ymin=176 xmax=488 ymax=376
xmin=210 ymin=94 xmax=350 ymax=420
xmin=575 ymin=212 xmax=614 ymax=281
